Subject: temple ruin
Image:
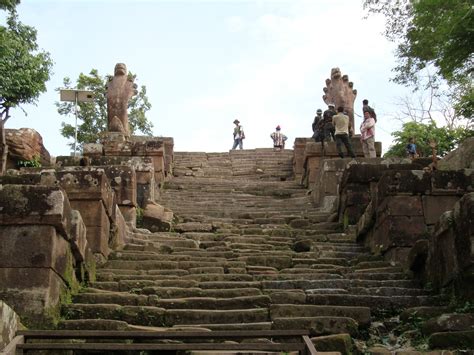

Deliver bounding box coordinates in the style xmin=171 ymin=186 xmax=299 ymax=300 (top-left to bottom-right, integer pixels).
xmin=0 ymin=64 xmax=472 ymax=354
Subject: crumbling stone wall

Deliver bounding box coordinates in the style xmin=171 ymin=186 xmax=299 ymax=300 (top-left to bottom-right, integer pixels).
xmin=0 ymin=162 xmax=146 ymax=327
xmin=0 ymin=183 xmax=93 ymax=327
xmin=412 ymin=193 xmax=474 ymax=298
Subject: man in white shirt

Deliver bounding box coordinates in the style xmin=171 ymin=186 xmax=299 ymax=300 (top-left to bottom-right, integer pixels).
xmin=332 ymin=106 xmax=356 ymax=158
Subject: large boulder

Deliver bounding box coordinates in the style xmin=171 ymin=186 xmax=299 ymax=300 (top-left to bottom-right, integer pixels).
xmin=5 ymin=128 xmax=51 ymax=167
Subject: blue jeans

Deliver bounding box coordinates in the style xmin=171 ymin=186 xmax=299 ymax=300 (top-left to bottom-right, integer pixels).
xmin=232 ymin=138 xmax=243 ymax=150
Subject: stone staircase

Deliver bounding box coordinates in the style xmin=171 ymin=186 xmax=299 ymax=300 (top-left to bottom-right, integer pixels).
xmin=60 ymin=150 xmax=445 ymax=352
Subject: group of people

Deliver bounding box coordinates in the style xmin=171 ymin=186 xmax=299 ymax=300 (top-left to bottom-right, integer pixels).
xmin=312 ymin=99 xmax=377 ymax=159
xmin=232 ymin=98 xmax=418 ymax=159
xmin=232 ymin=119 xmax=288 ymax=151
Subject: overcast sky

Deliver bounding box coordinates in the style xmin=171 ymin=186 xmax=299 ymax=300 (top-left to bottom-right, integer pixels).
xmin=6 ymin=0 xmax=413 ymax=156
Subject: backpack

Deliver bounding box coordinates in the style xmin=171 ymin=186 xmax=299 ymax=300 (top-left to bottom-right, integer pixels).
xmin=239 ymin=126 xmax=245 ymax=139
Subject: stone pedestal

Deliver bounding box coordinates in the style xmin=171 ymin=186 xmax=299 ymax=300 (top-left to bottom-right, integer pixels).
xmin=40 ymin=169 xmax=114 ymax=258
xmin=303 ymin=138 xmax=382 ymax=186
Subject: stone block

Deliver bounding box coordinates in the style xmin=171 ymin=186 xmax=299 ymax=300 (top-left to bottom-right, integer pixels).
xmin=310 ymin=333 xmax=353 ymax=355
xmin=438 ymin=137 xmax=474 ymax=170
xmin=119 ymin=205 xmax=136 ymax=227
xmin=0 ymin=173 xmax=41 ymax=185
xmin=69 ymin=210 xmax=88 ymax=262
xmin=376 ymin=196 xmax=423 ymax=218
xmin=422 ymin=313 xmax=474 ymax=336
xmin=135 ymin=163 xmax=156 ymax=207
xmin=0 ymin=184 xmax=72 ymax=238
xmin=110 ymin=205 xmax=128 ymax=250
xmin=55 ymin=155 xmax=82 ymax=167
xmin=0 ymin=225 xmax=75 ymax=285
xmin=103 ymin=139 xmax=132 ymax=156
xmin=426 ymin=194 xmax=473 ymax=291
xmin=373 ymin=215 xmax=427 ymax=253
xmin=0 ymin=301 xmax=23 ymax=350
xmin=0 ymin=267 xmax=68 ymax=328
xmin=377 ymin=170 xmax=431 ymax=199
xmin=131 ymin=140 xmax=164 ymax=156
xmin=422 ymin=195 xmax=460 ymax=225
xmin=70 ymin=200 xmax=111 ymax=257
xmin=162 ymin=137 xmax=174 ymax=178
xmin=83 ymin=143 xmax=103 ymax=157
xmin=428 ymin=330 xmax=474 ymax=350
xmin=102 ymin=165 xmax=137 ymax=206
xmin=41 ymin=169 xmax=114 ymax=218
xmin=431 ymin=170 xmax=473 ymax=195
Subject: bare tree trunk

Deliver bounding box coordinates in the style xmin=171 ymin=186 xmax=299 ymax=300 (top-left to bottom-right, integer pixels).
xmin=0 ymin=119 xmax=8 ymax=175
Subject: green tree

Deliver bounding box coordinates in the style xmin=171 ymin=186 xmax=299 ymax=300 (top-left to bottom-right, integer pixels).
xmin=0 ymin=9 xmax=53 ymax=174
xmin=363 ymin=0 xmax=473 ymax=119
xmin=384 ymin=121 xmax=474 ymax=158
xmin=56 ymin=69 xmax=153 ymax=151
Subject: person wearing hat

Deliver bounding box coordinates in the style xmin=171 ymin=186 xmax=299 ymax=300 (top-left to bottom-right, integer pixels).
xmin=362 ymin=99 xmax=377 ymax=122
xmin=312 ymin=109 xmax=324 ymax=144
xmin=322 ymin=103 xmax=336 ymax=142
xmin=270 ymin=125 xmax=288 ymax=150
xmin=232 ymin=119 xmax=245 ymax=150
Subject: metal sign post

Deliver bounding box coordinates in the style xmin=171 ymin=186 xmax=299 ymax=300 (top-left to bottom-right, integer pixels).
xmin=59 ymin=89 xmax=94 ymax=157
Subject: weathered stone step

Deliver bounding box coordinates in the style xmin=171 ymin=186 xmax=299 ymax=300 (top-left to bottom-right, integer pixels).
xmin=181 ymin=273 xmax=254 ymax=282
xmin=292 ymin=258 xmax=349 ymax=267
xmin=98 ymin=268 xmax=190 ymax=276
xmin=175 ymin=322 xmax=273 ymax=331
xmin=64 ymin=303 xmax=270 ymax=327
xmin=199 ymin=281 xmax=262 ymax=289
xmin=151 ymin=295 xmax=271 ymax=310
xmin=140 ymin=287 xmax=263 ymax=299
xmin=253 ymin=273 xmax=344 ymax=281
xmin=346 ymin=272 xmax=409 ymax=280
xmin=73 ymin=292 xmax=152 ymax=306
xmin=306 ymin=294 xmax=439 ymax=309
xmin=269 ymin=304 xmax=371 ymax=328
xmin=164 ymin=308 xmax=270 ymax=325
xmin=97 ymin=273 xmax=180 ymax=282
xmin=58 ymin=319 xmax=132 ymax=330
xmin=63 ymin=304 xmax=167 ymax=326
xmin=272 ymin=316 xmax=358 ymax=336
xmin=103 ymin=259 xmax=247 ymax=271
xmin=263 ymin=289 xmax=307 ymax=304
xmin=348 ymin=286 xmax=428 ymax=296
xmin=261 ymin=279 xmax=418 ymax=290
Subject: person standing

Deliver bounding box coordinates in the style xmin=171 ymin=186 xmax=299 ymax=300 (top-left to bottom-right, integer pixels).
xmin=270 ymin=125 xmax=288 ymax=150
xmin=332 ymin=106 xmax=356 ymax=158
xmin=322 ymin=103 xmax=336 ymax=142
xmin=232 ymin=119 xmax=245 ymax=150
xmin=406 ymin=138 xmax=418 ymax=159
xmin=362 ymin=99 xmax=377 ymax=122
xmin=360 ymin=111 xmax=376 ymax=158
xmin=312 ymin=109 xmax=323 ymax=142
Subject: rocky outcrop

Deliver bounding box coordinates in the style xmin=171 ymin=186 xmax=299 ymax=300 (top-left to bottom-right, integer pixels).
xmin=5 ymin=128 xmax=51 ymax=168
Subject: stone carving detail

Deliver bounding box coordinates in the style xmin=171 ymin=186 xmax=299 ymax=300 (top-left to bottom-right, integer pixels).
xmin=106 ymin=63 xmax=138 ymax=136
xmin=322 ymin=67 xmax=357 ymax=129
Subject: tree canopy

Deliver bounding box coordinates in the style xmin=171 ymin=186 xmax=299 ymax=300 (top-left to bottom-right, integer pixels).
xmin=384 ymin=121 xmax=474 ymax=158
xmin=0 ymin=3 xmax=53 ymax=173
xmin=56 ymin=69 xmax=153 ymax=150
xmin=364 ymin=0 xmax=473 ymax=120
xmin=0 ymin=13 xmax=53 ymax=122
